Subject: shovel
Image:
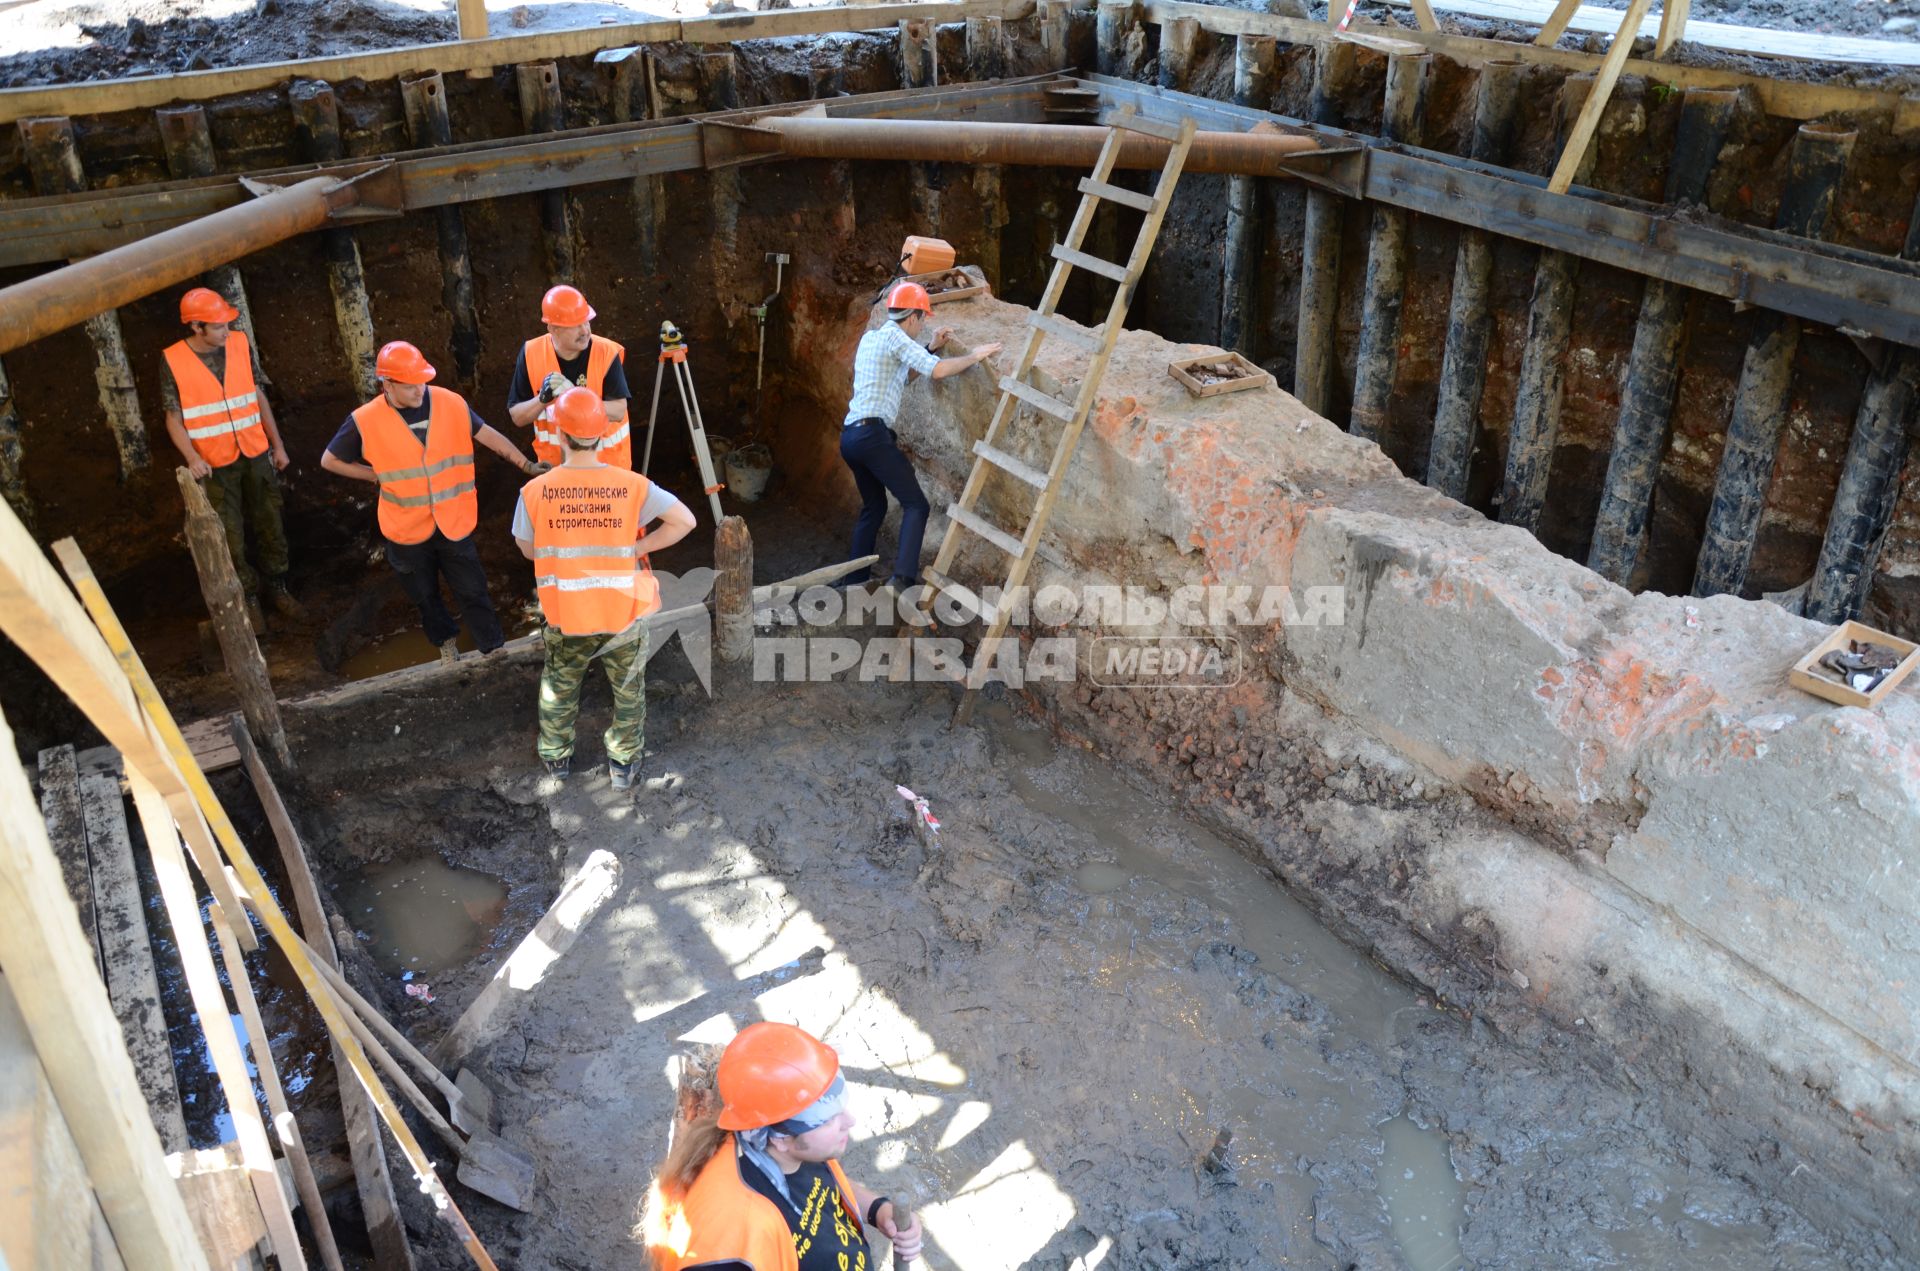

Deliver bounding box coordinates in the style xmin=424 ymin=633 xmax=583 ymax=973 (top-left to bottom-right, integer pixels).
xmin=295 ymin=934 xmax=536 ymax=1210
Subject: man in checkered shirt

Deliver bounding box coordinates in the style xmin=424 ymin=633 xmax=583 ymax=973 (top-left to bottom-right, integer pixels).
xmin=840 ymin=280 xmax=1001 ymax=588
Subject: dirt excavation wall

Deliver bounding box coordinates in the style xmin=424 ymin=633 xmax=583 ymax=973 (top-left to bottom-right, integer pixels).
xmin=837 ymin=292 xmax=1920 ymax=1260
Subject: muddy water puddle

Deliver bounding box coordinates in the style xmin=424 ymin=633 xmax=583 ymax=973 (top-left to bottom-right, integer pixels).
xmin=977 ymin=701 xmax=1832 ymax=1269
xmin=340 ymin=856 xmax=509 ymax=977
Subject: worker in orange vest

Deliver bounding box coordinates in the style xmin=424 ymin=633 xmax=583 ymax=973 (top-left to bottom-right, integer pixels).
xmin=161 ymin=287 xmax=301 ymax=619
xmin=513 ymin=387 xmax=694 ymax=788
xmin=641 ymin=1023 xmax=924 ymax=1271
xmin=506 ymin=285 xmax=635 ymax=470
xmin=320 ymin=341 xmax=545 ymax=662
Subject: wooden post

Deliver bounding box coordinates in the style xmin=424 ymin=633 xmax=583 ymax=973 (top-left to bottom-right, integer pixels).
xmin=1586 ymin=87 xmax=1740 ymax=583
xmin=1219 ymin=34 xmax=1276 ymax=356
xmin=1038 ymin=0 xmax=1073 ymax=70
xmin=1348 ymin=50 xmax=1429 ymax=447
xmin=78 ymin=765 xmax=189 ymax=1155
xmin=715 ymin=515 xmax=754 ymax=664
xmin=1157 ymin=16 xmax=1201 ymax=90
xmin=1547 ymin=0 xmax=1655 ymax=196
xmin=1694 ymin=121 xmax=1857 ymax=597
xmin=0 ymin=358 xmax=28 ymax=529
xmin=1499 ymin=75 xmax=1599 ymax=533
xmin=399 ymin=74 xmax=482 ymax=389
xmin=0 ymin=705 xmax=213 ymax=1271
xmin=1096 ymin=0 xmax=1138 ymax=78
xmin=610 ymin=55 xmax=667 ymax=283
xmin=175 ymin=468 xmax=291 ymax=768
xmin=290 ymin=81 xmax=380 ymax=401
xmin=966 ymin=18 xmax=1008 ymax=288
xmin=229 ymin=715 xmax=416 ymax=1269
xmin=35 ymin=744 xmax=102 ymax=976
xmin=155 ymin=105 xmax=266 ymax=386
xmin=1295 ymin=41 xmax=1354 ymax=417
xmin=517 ymin=62 xmax=578 ymax=287
xmin=126 ymin=773 xmax=306 ymax=1270
xmin=1656 ymin=0 xmax=1690 ymax=58
xmin=18 ymin=116 xmax=148 ymax=479
xmin=1534 ymin=0 xmax=1583 ymax=46
xmin=457 ymin=0 xmax=489 ymax=40
xmin=1426 ymin=59 xmax=1521 ymax=499
xmin=898 ymin=19 xmax=939 ymax=225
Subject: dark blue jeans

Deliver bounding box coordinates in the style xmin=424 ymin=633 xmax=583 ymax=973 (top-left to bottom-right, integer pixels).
xmin=384 ymin=530 xmax=504 ymax=651
xmin=840 ymin=419 xmax=930 ymax=584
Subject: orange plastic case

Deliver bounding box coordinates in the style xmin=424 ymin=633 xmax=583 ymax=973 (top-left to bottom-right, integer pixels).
xmin=899 ymin=235 xmax=956 ymax=275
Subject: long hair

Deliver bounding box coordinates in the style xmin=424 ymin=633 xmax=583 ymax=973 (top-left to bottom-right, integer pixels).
xmin=635 ymin=1109 xmax=730 ymax=1266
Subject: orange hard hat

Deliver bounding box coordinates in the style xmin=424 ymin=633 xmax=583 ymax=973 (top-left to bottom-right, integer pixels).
xmin=885 ymin=281 xmax=932 ymax=314
xmin=375 ymin=340 xmax=437 ymax=384
xmin=542 ymin=284 xmax=595 ymax=327
xmin=550 ymin=386 xmax=609 ymax=440
xmin=180 ymin=287 xmax=239 ymax=325
xmin=715 ymin=1023 xmax=840 ymax=1131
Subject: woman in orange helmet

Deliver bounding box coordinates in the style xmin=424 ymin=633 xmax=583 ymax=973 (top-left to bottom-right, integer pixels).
xmin=642 ymin=1022 xmax=924 ymax=1271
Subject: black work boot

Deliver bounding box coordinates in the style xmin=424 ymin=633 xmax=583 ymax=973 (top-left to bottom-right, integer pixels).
xmin=543 ymin=755 xmax=572 ymax=779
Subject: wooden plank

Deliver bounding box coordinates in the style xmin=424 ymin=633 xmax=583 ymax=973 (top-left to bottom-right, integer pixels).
xmin=972 ymin=440 xmax=1050 ymax=489
xmin=0 ymin=1 xmax=1017 ymax=125
xmin=1409 ymin=0 xmax=1440 ymax=31
xmin=35 ymin=744 xmax=102 ymax=978
xmin=1028 ymin=311 xmax=1104 ymax=351
xmin=0 ymin=972 xmax=129 ymax=1271
xmin=1136 ymin=0 xmax=1920 ymax=121
xmin=78 ymin=769 xmax=188 ymax=1156
xmin=1533 ymin=0 xmax=1583 ymax=46
xmin=456 ymin=0 xmax=489 ymax=40
xmin=947 ymin=504 xmax=1028 ymax=558
xmin=1078 ymin=176 xmax=1155 ymax=212
xmin=1378 ymin=0 xmax=1920 ymax=66
xmin=999 ymin=372 xmax=1080 ymax=420
xmin=1051 ymin=243 xmax=1131 ymax=283
xmin=0 ymin=706 xmax=211 ymax=1271
xmin=1547 ymin=0 xmax=1653 ymax=195
xmin=231 ymin=719 xmax=415 ymax=1271
xmin=125 ymin=773 xmax=305 ymax=1271
xmin=1656 ymin=0 xmax=1689 ymax=57
xmin=167 ymin=1145 xmax=268 ymax=1269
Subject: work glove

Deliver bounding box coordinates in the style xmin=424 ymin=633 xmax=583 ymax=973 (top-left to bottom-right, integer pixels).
xmin=524 ymin=459 xmax=554 ymax=476
xmin=538 ymin=371 xmax=570 ymax=404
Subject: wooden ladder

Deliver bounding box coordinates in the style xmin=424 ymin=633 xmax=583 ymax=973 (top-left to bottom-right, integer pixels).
xmin=921 ymin=107 xmax=1198 ymax=725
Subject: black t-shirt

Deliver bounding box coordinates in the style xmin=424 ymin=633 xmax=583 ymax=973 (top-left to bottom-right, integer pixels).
xmin=508 ymin=343 xmax=633 ymax=412
xmin=325 ymin=399 xmax=488 ymax=465
xmin=741 ymin=1160 xmax=870 ymax=1271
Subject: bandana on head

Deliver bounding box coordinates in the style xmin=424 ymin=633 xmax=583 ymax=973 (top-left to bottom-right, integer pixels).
xmin=736 ymin=1073 xmax=847 ymax=1214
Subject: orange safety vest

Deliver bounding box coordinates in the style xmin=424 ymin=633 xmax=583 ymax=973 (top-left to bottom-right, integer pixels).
xmin=352 ymin=387 xmax=479 ymax=546
xmin=165 ymin=332 xmax=266 ymax=467
xmin=524 ymin=334 xmax=631 ymax=470
xmin=650 ymin=1136 xmax=864 ymax=1271
xmin=523 ymin=464 xmax=662 ymax=635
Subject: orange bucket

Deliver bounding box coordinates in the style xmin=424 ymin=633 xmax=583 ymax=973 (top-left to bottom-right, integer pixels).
xmin=899 ymin=236 xmax=956 ymax=276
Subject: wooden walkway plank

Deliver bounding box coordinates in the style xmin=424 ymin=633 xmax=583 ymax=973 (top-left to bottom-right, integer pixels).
xmin=77 ymin=767 xmax=189 ymax=1156
xmin=35 ymin=744 xmax=103 ymax=978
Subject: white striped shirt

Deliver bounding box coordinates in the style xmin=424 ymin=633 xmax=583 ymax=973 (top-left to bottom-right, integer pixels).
xmin=843 ymin=321 xmax=941 ymax=428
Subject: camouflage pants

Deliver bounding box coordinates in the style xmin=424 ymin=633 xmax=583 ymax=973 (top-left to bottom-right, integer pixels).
xmin=537 ymin=621 xmax=650 ymax=764
xmin=204 ymin=453 xmax=289 ymax=592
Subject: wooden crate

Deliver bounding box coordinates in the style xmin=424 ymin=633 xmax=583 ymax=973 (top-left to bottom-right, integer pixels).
xmin=1787 ymin=619 xmax=1920 ymax=709
xmin=1168 ymin=351 xmax=1275 ymax=399
xmin=907 ymin=265 xmax=990 ymax=306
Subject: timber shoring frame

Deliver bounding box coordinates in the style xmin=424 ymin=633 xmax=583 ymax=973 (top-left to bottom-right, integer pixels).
xmin=4 ymin=75 xmax=1920 ymax=349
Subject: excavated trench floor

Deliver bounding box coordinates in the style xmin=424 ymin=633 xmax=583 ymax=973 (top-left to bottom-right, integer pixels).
xmin=284 ymin=641 xmax=1854 ymax=1270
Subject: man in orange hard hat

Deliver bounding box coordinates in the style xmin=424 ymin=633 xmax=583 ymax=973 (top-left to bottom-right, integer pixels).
xmin=643 ymin=1022 xmax=924 ymax=1271
xmin=841 ymin=280 xmax=1001 ymax=590
xmin=506 ymin=285 xmax=635 ymax=471
xmin=320 ymin=340 xmax=547 ymax=663
xmin=161 ymin=286 xmax=301 ymax=619
xmin=513 ymin=386 xmax=694 ymax=788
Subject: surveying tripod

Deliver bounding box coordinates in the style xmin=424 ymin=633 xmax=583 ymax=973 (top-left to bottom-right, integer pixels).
xmin=640 ymin=321 xmax=726 ymax=524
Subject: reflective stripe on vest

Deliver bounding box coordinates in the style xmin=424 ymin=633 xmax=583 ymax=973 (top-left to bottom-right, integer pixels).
xmin=523 ymin=465 xmax=657 ymax=635
xmin=523 ymin=334 xmax=628 ymax=469
xmin=353 ymin=387 xmax=479 ymax=545
xmin=166 ymin=332 xmax=266 ymax=466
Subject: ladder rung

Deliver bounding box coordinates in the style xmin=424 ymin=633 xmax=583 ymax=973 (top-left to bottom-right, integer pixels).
xmin=973 ymin=440 xmax=1048 ymax=490
xmin=945 ymin=505 xmax=1026 ymax=559
xmin=1112 ymin=112 xmax=1187 ymax=142
xmin=924 ymin=569 xmax=1000 ymax=626
xmin=1028 ymin=311 xmax=1102 ymax=351
xmin=1078 ymin=177 xmax=1155 ymax=213
xmin=999 ymin=374 xmax=1077 ymax=422
xmin=1050 ymin=243 xmax=1129 ymax=283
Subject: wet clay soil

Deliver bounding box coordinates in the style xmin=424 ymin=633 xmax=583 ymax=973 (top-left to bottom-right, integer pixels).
xmin=288 ymin=661 xmax=1850 ymax=1270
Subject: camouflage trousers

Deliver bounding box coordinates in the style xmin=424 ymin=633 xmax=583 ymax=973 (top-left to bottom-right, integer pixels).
xmin=537 ymin=621 xmax=650 ymax=764
xmin=203 ymin=453 xmax=289 ymax=592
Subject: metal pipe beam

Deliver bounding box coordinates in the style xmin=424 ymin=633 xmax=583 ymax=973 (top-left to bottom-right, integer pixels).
xmin=0 ymin=174 xmax=351 ymax=356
